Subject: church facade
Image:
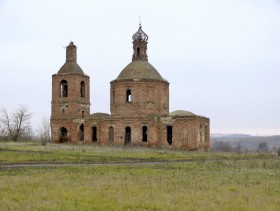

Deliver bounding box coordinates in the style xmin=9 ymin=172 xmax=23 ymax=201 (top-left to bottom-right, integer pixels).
xmin=51 ymin=25 xmax=210 ymax=150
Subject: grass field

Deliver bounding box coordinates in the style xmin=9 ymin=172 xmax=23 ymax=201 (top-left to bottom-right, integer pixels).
xmin=0 ymin=142 xmax=279 ymax=210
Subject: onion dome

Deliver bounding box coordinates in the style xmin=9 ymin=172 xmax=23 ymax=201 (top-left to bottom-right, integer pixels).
xmin=132 ymin=24 xmax=149 ymax=41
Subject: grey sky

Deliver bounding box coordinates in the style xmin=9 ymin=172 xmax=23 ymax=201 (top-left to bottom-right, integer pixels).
xmin=0 ymin=0 xmax=279 ymax=135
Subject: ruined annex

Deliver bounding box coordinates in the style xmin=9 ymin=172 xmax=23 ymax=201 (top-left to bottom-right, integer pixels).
xmin=51 ymin=25 xmax=210 ymax=150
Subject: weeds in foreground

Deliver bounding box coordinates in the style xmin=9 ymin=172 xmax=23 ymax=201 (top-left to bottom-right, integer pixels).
xmin=0 ymin=159 xmax=279 ymax=210
xmin=0 ymin=141 xmax=278 ymax=165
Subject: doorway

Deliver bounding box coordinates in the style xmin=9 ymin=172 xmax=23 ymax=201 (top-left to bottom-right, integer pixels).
xmin=92 ymin=126 xmax=97 ymax=143
xmin=167 ymin=126 xmax=172 ymax=145
xmin=125 ymin=127 xmax=131 ymax=145
xmin=59 ymin=127 xmax=67 ymax=143
xmin=79 ymin=124 xmax=84 ymax=141
xmin=142 ymin=126 xmax=147 ymax=142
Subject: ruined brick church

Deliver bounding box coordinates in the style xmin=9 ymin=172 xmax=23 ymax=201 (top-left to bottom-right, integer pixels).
xmin=51 ymin=25 xmax=210 ymax=150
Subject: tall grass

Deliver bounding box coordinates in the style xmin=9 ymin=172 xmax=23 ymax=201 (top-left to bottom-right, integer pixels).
xmin=0 ymin=160 xmax=279 ymax=210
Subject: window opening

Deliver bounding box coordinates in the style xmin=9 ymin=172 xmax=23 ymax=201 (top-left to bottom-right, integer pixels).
xmin=82 ymin=111 xmax=84 ymax=118
xmin=79 ymin=124 xmax=84 ymax=141
xmin=109 ymin=127 xmax=114 ymax=144
xmin=142 ymin=126 xmax=148 ymax=142
xmin=167 ymin=126 xmax=172 ymax=145
xmin=60 ymin=80 xmax=68 ymax=97
xmin=80 ymin=81 xmax=85 ymax=98
xmin=125 ymin=127 xmax=131 ymax=145
xmin=59 ymin=127 xmax=68 ymax=143
xmin=126 ymin=89 xmax=132 ymax=102
xmin=92 ymin=126 xmax=97 ymax=142
xmin=137 ymin=47 xmax=140 ymax=58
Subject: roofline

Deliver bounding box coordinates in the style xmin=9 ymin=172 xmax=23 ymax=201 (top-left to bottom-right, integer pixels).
xmin=52 ymin=73 xmax=90 ymax=78
xmin=110 ymin=78 xmax=169 ymax=85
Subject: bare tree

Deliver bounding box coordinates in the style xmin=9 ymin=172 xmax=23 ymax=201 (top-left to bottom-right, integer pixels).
xmin=0 ymin=105 xmax=32 ymax=141
xmin=37 ymin=117 xmax=51 ymax=145
xmin=0 ymin=122 xmax=7 ymax=141
xmin=257 ymin=142 xmax=269 ymax=152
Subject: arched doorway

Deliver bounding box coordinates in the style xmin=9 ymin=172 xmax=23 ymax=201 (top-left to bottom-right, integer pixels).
xmin=142 ymin=126 xmax=147 ymax=142
xmin=59 ymin=127 xmax=67 ymax=143
xmin=79 ymin=124 xmax=84 ymax=141
xmin=125 ymin=127 xmax=131 ymax=145
xmin=92 ymin=126 xmax=97 ymax=143
xmin=108 ymin=127 xmax=114 ymax=144
xmin=167 ymin=126 xmax=172 ymax=145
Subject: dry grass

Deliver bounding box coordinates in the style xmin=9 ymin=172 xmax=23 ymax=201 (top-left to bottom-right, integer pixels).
xmin=0 ymin=160 xmax=280 ymax=210
xmin=0 ymin=142 xmax=279 ymax=210
xmin=0 ymin=141 xmax=275 ymax=165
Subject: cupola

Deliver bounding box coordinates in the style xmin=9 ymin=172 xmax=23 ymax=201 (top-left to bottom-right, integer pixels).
xmin=57 ymin=41 xmax=84 ymax=75
xmin=116 ymin=25 xmax=165 ymax=81
xmin=132 ymin=24 xmax=148 ymax=61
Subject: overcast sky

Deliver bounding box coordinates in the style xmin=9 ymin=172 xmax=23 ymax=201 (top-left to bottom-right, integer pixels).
xmin=0 ymin=0 xmax=279 ymax=135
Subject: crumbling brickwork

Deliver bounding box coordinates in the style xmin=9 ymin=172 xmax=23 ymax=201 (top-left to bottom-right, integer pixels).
xmin=51 ymin=42 xmax=90 ymax=143
xmin=51 ymin=26 xmax=210 ymax=150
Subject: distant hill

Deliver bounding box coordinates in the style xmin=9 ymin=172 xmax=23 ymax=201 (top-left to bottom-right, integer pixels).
xmin=210 ymin=134 xmax=280 ymax=151
xmin=211 ymin=134 xmax=251 ymax=139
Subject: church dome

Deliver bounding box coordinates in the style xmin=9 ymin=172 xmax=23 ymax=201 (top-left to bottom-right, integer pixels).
xmin=89 ymin=112 xmax=110 ymax=118
xmin=169 ymin=110 xmax=196 ymax=117
xmin=116 ymin=60 xmax=164 ymax=80
xmin=115 ymin=25 xmax=165 ymax=81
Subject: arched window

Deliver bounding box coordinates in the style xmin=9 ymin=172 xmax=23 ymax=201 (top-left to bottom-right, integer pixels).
xmin=142 ymin=126 xmax=148 ymax=142
xmin=126 ymin=89 xmax=132 ymax=102
xmin=80 ymin=81 xmax=85 ymax=98
xmin=59 ymin=127 xmax=67 ymax=143
xmin=137 ymin=47 xmax=140 ymax=58
xmin=79 ymin=124 xmax=84 ymax=141
xmin=60 ymin=80 xmax=68 ymax=97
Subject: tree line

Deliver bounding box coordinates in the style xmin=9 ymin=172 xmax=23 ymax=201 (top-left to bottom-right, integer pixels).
xmin=1 ymin=105 xmax=280 ymax=155
xmin=211 ymin=140 xmax=278 ymax=154
xmin=0 ymin=105 xmax=50 ymax=145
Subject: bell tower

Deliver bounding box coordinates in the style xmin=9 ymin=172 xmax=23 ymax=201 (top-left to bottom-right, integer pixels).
xmin=51 ymin=42 xmax=90 ymax=143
